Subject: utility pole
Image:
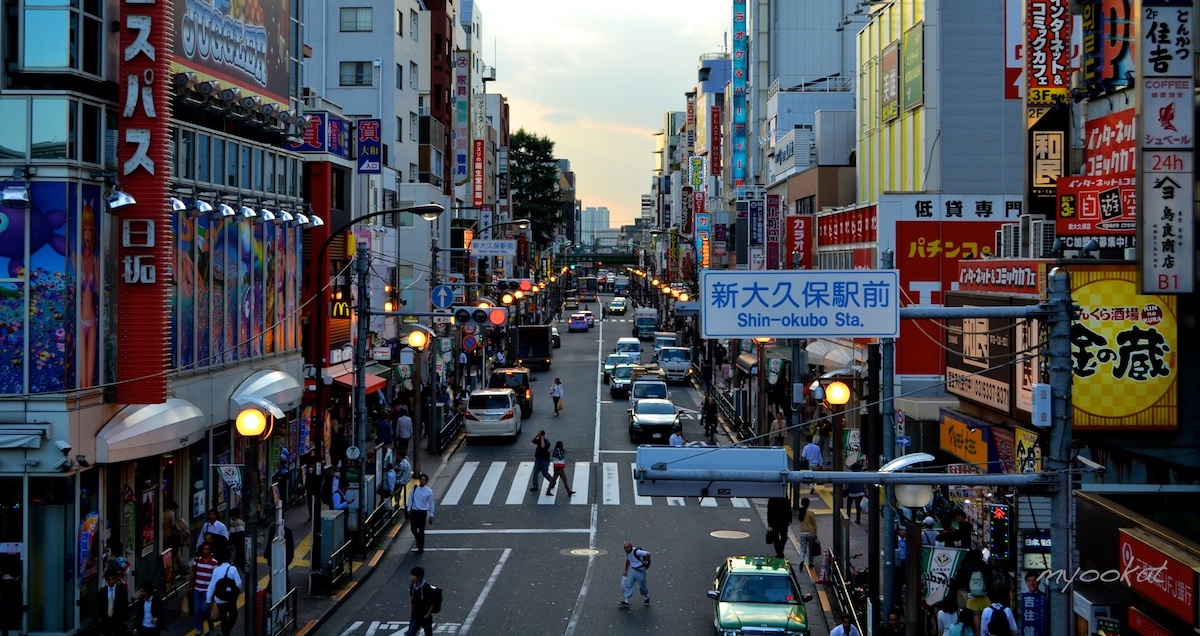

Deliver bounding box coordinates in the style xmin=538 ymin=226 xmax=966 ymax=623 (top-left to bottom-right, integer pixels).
xmin=881 ymin=249 xmax=898 ymax=616
xmin=1045 ymin=267 xmax=1073 ymax=636
xmin=353 ymin=242 xmax=370 ymax=545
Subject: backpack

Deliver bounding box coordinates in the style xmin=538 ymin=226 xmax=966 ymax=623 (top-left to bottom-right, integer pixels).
xmin=427 ymin=584 xmax=443 ymax=613
xmin=634 ymin=547 xmax=651 ymax=569
xmin=213 ymin=567 xmax=240 ymax=603
xmin=987 ymin=603 xmax=1011 ymax=636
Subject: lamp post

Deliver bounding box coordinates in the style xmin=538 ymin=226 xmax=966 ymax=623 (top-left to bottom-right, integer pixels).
xmin=306 ymin=202 xmax=442 ymax=594
xmin=813 ymin=377 xmax=851 ymax=573
xmin=235 ymin=403 xmax=277 ymax=635
xmin=403 ymin=326 xmax=433 ymax=479
xmin=753 ymin=337 xmax=772 ymax=444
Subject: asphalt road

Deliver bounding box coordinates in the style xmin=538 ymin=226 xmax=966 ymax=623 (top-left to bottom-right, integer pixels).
xmin=323 ymin=296 xmax=790 ymax=635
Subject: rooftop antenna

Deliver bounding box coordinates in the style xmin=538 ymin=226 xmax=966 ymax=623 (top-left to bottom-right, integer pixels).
xmin=723 ymin=31 xmax=728 ymax=55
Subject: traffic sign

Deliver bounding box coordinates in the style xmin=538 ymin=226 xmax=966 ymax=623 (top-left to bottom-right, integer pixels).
xmin=462 ymin=334 xmax=478 ymax=350
xmin=346 ymin=446 xmax=362 ymax=460
xmin=896 ymin=409 xmax=906 ymax=436
xmin=431 ymin=284 xmax=454 ymax=309
xmin=896 ymin=435 xmax=912 ymax=447
xmin=699 ymin=270 xmax=900 ymax=339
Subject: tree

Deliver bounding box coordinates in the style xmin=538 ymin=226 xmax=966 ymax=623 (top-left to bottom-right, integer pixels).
xmin=508 ymin=129 xmax=560 ymax=250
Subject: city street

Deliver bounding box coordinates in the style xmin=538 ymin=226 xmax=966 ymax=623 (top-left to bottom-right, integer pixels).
xmin=321 ymin=296 xmax=825 ymax=635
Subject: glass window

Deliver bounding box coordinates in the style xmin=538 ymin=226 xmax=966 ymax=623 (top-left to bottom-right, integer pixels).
xmin=196 ymin=132 xmax=210 ymax=183
xmin=410 ymin=10 xmax=418 ymax=39
xmin=226 ymin=141 xmax=238 ymax=187
xmin=264 ymin=152 xmax=275 ymax=193
xmin=396 ymin=63 xmax=402 ymax=89
xmin=395 ymin=9 xmax=401 ymax=34
xmin=252 ymin=147 xmax=263 ymax=190
xmin=339 ymin=7 xmax=372 ymax=32
xmin=24 ymin=10 xmax=70 ymax=67
xmin=31 ymin=98 xmax=70 ymax=159
xmin=81 ymin=102 xmax=100 ymax=164
xmin=339 ymin=61 xmax=373 ymax=86
xmin=211 ymin=137 xmax=226 ymax=186
xmin=410 ymin=62 xmax=418 ymax=89
xmin=396 ymin=116 xmax=402 ymax=142
xmin=0 ymin=100 xmax=28 ymax=160
xmin=410 ymin=113 xmax=417 ymax=141
xmin=240 ymin=144 xmax=251 ymax=189
xmin=82 ymin=14 xmax=102 ymax=75
xmin=179 ymin=129 xmax=195 ymax=180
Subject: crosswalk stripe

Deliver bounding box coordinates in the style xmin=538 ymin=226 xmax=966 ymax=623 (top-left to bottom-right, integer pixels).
xmin=507 ymin=462 xmax=534 ymax=504
xmin=441 ymin=461 xmax=477 ymax=505
xmin=473 ymin=462 xmax=505 ymax=505
xmin=602 ymin=462 xmax=621 ymax=505
xmin=667 ymin=497 xmax=686 ymax=506
xmin=731 ymin=497 xmax=751 ymax=507
xmin=570 ymin=461 xmax=588 ymax=505
xmin=700 ymin=497 xmax=718 ymax=507
xmin=630 ymin=463 xmax=652 ymax=505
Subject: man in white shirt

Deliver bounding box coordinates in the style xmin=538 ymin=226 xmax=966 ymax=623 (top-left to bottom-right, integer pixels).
xmin=196 ymin=509 xmax=230 ymax=550
xmin=395 ymin=405 xmax=413 ymax=458
xmin=980 ymin=595 xmax=1019 ymax=636
xmin=669 ymin=427 xmax=685 ymax=447
xmin=830 ymin=613 xmax=862 ymax=636
xmin=407 ymin=474 xmax=436 ymax=553
xmin=205 ymin=557 xmax=243 ymax=636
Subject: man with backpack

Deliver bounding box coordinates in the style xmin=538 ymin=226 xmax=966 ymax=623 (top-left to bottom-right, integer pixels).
xmin=619 ymin=541 xmax=651 ymax=608
xmin=204 ymin=552 xmax=242 ymax=636
xmin=407 ymin=566 xmax=441 ymax=635
xmin=979 ymin=591 xmax=1018 ymax=636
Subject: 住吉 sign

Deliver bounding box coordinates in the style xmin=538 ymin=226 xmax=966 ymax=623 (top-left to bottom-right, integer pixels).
xmin=700 ymin=270 xmax=899 ymax=339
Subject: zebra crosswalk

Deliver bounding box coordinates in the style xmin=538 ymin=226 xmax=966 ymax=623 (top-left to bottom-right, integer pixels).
xmin=439 ymin=460 xmax=752 ymax=508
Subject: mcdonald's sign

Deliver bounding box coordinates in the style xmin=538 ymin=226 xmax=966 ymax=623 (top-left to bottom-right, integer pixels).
xmin=330 ymin=300 xmax=353 ymax=320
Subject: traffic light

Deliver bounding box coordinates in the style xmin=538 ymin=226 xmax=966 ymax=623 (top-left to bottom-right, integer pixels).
xmin=494 ymin=278 xmax=533 ymax=293
xmin=988 ymin=503 xmax=1012 ymax=561
xmin=452 ymin=305 xmax=508 ymax=327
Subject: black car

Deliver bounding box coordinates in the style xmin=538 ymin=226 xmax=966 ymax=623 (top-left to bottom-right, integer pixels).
xmin=488 ymin=366 xmax=535 ymax=418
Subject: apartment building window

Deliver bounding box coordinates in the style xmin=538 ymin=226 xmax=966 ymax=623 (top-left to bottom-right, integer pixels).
xmin=395 ymin=8 xmax=402 ymax=34
xmin=339 ymin=7 xmax=372 ymax=31
xmin=409 ymin=163 xmax=418 ymax=182
xmin=396 ymin=116 xmax=403 ymax=142
xmin=396 ymin=63 xmax=403 ymax=89
xmin=410 ymin=10 xmax=419 ymax=39
xmin=21 ymin=0 xmax=103 ymax=76
xmin=410 ymin=62 xmax=418 ymax=89
xmin=410 ymin=112 xmax=418 ymax=141
xmin=339 ymin=61 xmax=374 ymax=86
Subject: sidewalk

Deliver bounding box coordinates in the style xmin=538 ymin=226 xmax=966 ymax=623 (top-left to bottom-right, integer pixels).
xmin=161 ymin=441 xmax=454 ymax=636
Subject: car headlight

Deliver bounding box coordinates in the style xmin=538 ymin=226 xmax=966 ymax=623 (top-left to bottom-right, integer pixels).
xmin=719 ymin=630 xmax=739 ymax=636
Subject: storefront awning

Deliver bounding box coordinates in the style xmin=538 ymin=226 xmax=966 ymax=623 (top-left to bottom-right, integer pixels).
xmin=333 ymin=372 xmax=387 ymax=394
xmin=228 ymin=369 xmax=303 ymax=421
xmin=806 ymin=340 xmax=861 ymax=368
xmin=0 ymin=424 xmax=49 ymax=449
xmin=674 ymin=301 xmax=700 ymax=317
xmin=97 ymin=399 xmax=208 ymax=463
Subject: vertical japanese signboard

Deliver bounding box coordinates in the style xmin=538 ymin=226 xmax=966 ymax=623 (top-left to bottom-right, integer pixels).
xmin=453 ymin=52 xmax=470 ymax=187
xmin=472 ymin=139 xmax=486 ymax=207
xmin=731 ymin=1 xmax=747 ymax=189
xmin=117 ymin=0 xmax=172 ymax=403
xmin=765 ymin=194 xmax=781 ymax=269
xmin=1137 ymin=0 xmax=1195 ymax=293
xmin=356 ymin=119 xmax=382 ymax=174
xmin=710 ymin=105 xmax=723 ymax=176
xmin=881 ymin=41 xmax=900 ymax=122
xmin=1025 ymin=0 xmax=1071 ymax=217
xmin=785 ymin=215 xmax=812 ymax=269
xmin=902 ymin=23 xmax=924 ymax=110
xmin=696 ymin=213 xmax=711 ymax=270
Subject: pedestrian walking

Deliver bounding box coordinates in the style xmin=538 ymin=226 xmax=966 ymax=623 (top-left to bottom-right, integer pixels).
xmin=380 ymin=462 xmax=398 ymax=509
xmin=829 ymin=613 xmax=861 ymax=636
xmin=395 ymin=404 xmax=414 ymax=458
xmin=547 ymin=441 xmax=577 ymax=497
xmin=204 ymin=554 xmax=242 ymax=636
xmin=980 ymin=591 xmax=1018 ymax=636
xmin=766 ymin=496 xmax=792 ymax=559
xmin=618 ymin=541 xmax=651 ymax=608
xmin=770 ymin=409 xmax=786 ymax=447
xmin=97 ymin=570 xmax=130 ymax=636
xmin=407 ymin=474 xmax=435 ymax=553
xmin=162 ymin=500 xmax=189 ymax=577
xmin=921 ymin=516 xmax=941 ymax=547
xmin=949 ymin=608 xmax=977 ymax=636
xmin=188 ymin=542 xmax=218 ymax=636
xmin=797 ymin=497 xmax=818 ymax=568
xmin=702 ymin=393 xmax=718 ymax=444
xmin=601 ymin=304 xmax=607 ymax=320
xmin=720 ymin=360 xmax=733 ymax=389
xmin=550 ymin=378 xmax=564 ymax=415
xmin=131 ymin=582 xmax=163 ymax=636
xmin=529 ymin=431 xmax=553 ymax=491
xmin=195 ymin=509 xmax=229 ymax=552
xmin=407 ymin=566 xmax=437 ymax=636
xmin=302 ymin=461 xmax=322 ymax=522
xmin=845 ymin=464 xmax=865 ymax=524
xmin=396 ymin=455 xmax=413 ymax=512
xmin=800 ymin=436 xmax=823 ymax=493
xmin=936 ymin=597 xmax=960 ymax=636
xmin=881 ymin=610 xmax=906 ymax=636
xmin=331 ymin=481 xmax=354 ymax=511
xmin=227 ymin=508 xmax=246 ymax=570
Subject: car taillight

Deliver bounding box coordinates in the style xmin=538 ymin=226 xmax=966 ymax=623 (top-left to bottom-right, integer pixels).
xmin=525 ymin=389 xmax=531 ymax=400
xmin=501 ymin=410 xmax=515 ymax=420
xmin=465 ymin=411 xmax=479 ymax=421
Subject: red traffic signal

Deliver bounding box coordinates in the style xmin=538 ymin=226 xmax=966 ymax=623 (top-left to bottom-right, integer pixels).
xmin=453 ymin=306 xmax=508 ymax=327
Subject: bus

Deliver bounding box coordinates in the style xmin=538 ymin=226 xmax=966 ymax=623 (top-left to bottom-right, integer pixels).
xmin=578 ymin=276 xmax=599 ymax=302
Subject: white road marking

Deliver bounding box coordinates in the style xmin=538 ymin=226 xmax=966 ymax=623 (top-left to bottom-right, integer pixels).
xmin=732 ymin=497 xmax=751 ymax=507
xmin=440 ymin=461 xmax=477 ymax=505
xmin=667 ymin=497 xmax=686 ymax=506
xmin=338 ymin=620 xmax=364 ymax=636
xmin=506 ymin=462 xmax=534 ymax=504
xmin=458 ymin=547 xmax=511 ymax=635
xmin=700 ymin=497 xmax=718 ymax=507
xmin=602 ymin=462 xmax=620 ymax=505
xmin=565 ymin=491 xmax=600 ymax=636
xmin=570 ymin=461 xmax=588 ymax=505
xmin=425 ymin=528 xmax=591 ymax=535
xmin=472 ymin=462 xmax=504 ymax=505
xmin=630 ymin=463 xmax=652 ymax=505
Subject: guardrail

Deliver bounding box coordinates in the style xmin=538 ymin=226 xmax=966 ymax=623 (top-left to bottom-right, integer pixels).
xmin=326 ymin=540 xmax=356 ymax=589
xmin=429 ymin=409 xmax=463 ymax=455
xmin=267 ymin=586 xmax=299 ymax=635
xmin=712 ymin=389 xmax=752 ymax=441
xmin=361 ymin=498 xmax=402 ymax=552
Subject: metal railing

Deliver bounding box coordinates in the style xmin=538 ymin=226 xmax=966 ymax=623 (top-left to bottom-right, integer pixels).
xmin=430 ymin=409 xmax=463 ymax=455
xmin=267 ymin=586 xmax=299 ymax=635
xmin=326 ymin=540 xmax=356 ymax=589
xmin=712 ymin=388 xmax=752 ymax=441
xmin=361 ymin=497 xmax=402 ymax=551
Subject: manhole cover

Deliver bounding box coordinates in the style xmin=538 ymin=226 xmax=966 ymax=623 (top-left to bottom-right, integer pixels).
xmin=567 ymin=548 xmax=605 ymax=556
xmin=711 ymin=530 xmax=751 ymax=539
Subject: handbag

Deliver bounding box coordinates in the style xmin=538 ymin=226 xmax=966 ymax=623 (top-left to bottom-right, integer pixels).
xmin=765 ymin=530 xmax=777 ymax=544
xmin=556 ymin=398 xmax=565 ymax=412
xmin=809 ymin=538 xmax=823 ymax=558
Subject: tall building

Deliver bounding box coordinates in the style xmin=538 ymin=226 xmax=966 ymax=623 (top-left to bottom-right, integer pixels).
xmin=581 ymin=206 xmax=611 ymax=248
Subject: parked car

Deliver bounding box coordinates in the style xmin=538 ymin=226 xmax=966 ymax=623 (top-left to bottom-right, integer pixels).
xmin=464 ymin=389 xmax=521 ymax=440
xmin=707 ymin=556 xmax=813 ymax=635
xmin=567 ymin=313 xmax=589 ymax=332
xmin=487 ymin=366 xmax=535 ymax=418
xmin=602 ymin=353 xmax=634 ymax=384
xmin=628 ymin=398 xmax=679 ymax=443
xmin=610 ymin=363 xmax=636 ymax=398
xmin=551 ymin=327 xmax=561 ymax=348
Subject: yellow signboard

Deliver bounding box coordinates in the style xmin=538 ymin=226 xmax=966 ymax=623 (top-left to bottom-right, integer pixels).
xmin=940 ymin=413 xmax=989 ymax=466
xmin=1072 ymin=266 xmax=1177 ymax=430
xmin=1014 ymin=427 xmax=1042 ymax=474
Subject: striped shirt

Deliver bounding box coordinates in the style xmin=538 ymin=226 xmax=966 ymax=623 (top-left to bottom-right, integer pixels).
xmin=192 ymin=556 xmax=219 ymax=593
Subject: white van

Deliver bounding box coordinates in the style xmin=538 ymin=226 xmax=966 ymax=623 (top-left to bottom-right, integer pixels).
xmin=615 ymin=337 xmax=643 ymax=364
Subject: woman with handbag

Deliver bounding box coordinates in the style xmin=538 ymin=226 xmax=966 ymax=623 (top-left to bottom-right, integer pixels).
xmin=547 ymin=441 xmax=576 ymax=498
xmin=798 ymin=497 xmax=818 ymax=569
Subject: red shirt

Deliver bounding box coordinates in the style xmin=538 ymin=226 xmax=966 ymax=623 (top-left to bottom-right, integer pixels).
xmin=192 ymin=556 xmax=218 ymax=593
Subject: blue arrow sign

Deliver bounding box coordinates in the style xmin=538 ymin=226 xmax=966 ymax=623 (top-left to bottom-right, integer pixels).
xmin=896 ymin=435 xmax=912 ymax=447
xmin=432 ymin=285 xmax=454 ymax=309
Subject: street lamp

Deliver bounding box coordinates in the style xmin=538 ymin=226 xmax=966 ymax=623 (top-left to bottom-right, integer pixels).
xmin=812 ymin=375 xmax=853 ymax=575
xmin=235 ymin=403 xmax=276 ymax=635
xmin=753 ymin=338 xmax=773 ymax=445
xmin=403 ymin=326 xmax=433 ymax=479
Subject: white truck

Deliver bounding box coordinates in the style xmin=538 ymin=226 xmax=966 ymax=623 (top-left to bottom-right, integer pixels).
xmin=656 ymin=346 xmax=693 ymax=383
xmin=633 ymin=307 xmax=658 ymax=340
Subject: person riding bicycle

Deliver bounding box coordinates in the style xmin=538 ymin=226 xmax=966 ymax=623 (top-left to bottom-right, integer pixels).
xmin=702 ymin=394 xmax=718 ymax=444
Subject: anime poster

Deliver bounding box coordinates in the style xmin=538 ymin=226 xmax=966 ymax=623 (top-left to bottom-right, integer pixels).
xmin=249 ymin=221 xmax=264 ymax=357
xmin=263 ymin=222 xmax=276 ymax=354
xmin=238 ymin=221 xmax=252 ymax=359
xmin=212 ymin=217 xmax=231 ymax=363
xmin=0 ymin=181 xmax=76 ymax=394
xmin=287 ymin=225 xmax=299 ymax=349
xmin=139 ymin=487 xmax=156 ymax=557
xmin=77 ymin=511 xmax=100 ymax=586
xmin=273 ymin=222 xmax=285 ymax=352
xmin=122 ymin=486 xmax=136 ymax=559
xmin=299 ymin=405 xmax=314 ymax=455
xmin=176 ymin=214 xmax=196 ymax=368
xmin=78 ymin=186 xmax=101 ymax=388
xmin=196 ymin=214 xmax=211 ymax=366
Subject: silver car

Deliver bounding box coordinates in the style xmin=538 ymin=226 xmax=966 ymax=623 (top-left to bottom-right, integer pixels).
xmin=628 ymin=398 xmax=679 ymax=443
xmin=464 ymin=389 xmax=521 ymax=440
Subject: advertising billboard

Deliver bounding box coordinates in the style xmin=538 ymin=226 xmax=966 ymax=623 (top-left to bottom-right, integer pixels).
xmin=881 ymin=41 xmax=900 ymax=121
xmin=945 ymin=293 xmax=1014 ymax=413
xmin=902 ymin=23 xmax=924 ymax=110
xmin=785 ymin=215 xmax=812 ymax=270
xmin=174 ymin=0 xmax=291 ymax=106
xmin=1055 ymin=174 xmax=1136 ymax=241
xmin=1025 ymin=0 xmax=1072 ymax=105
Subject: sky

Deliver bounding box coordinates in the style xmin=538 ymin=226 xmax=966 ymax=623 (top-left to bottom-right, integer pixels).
xmin=482 ymin=0 xmax=732 ymax=228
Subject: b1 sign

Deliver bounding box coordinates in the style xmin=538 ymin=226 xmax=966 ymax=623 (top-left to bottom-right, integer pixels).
xmin=700 ymin=270 xmax=900 ymax=339
xmin=469 ymin=240 xmax=517 ymax=257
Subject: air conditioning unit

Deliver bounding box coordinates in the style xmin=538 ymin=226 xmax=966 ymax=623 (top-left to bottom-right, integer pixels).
xmin=995 ymin=229 xmax=1004 ymax=257
xmin=1001 ymin=224 xmax=1021 ymax=258
xmin=1030 ymin=219 xmax=1056 ymax=258
xmin=1018 ymin=214 xmax=1036 ymax=257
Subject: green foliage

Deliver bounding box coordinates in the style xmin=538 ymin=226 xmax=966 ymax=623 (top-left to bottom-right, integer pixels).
xmin=509 ymin=129 xmax=561 ymax=249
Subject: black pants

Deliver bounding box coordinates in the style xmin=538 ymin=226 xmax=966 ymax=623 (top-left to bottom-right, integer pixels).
xmin=133 ymin=626 xmax=162 ymax=636
xmin=216 ymin=600 xmax=238 ymax=635
xmin=847 ymin=495 xmax=864 ymax=522
xmin=409 ymin=510 xmax=429 ymax=551
xmin=406 ymin=612 xmax=433 ymax=635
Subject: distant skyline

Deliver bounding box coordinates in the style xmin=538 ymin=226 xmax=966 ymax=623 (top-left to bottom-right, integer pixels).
xmin=483 ymin=0 xmax=731 ymax=227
